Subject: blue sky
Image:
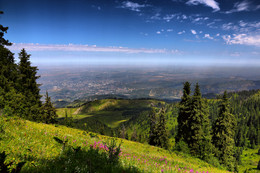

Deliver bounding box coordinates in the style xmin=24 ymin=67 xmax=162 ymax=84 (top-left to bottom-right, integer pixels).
xmin=1 ymin=0 xmax=260 ymax=67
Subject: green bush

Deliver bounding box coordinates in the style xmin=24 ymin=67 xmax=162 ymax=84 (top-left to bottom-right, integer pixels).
xmin=174 ymin=140 xmax=190 ymax=154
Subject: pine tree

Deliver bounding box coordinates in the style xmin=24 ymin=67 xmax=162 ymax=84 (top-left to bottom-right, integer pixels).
xmin=157 ymin=108 xmax=169 ymax=149
xmin=212 ymin=91 xmax=236 ymax=171
xmin=189 ymin=83 xmax=212 ymax=160
xmin=0 ymin=46 xmax=18 ymax=112
xmin=17 ymin=49 xmax=42 ymax=120
xmin=0 ymin=11 xmax=21 ymax=115
xmin=41 ymin=91 xmax=57 ymax=124
xmin=176 ymin=81 xmax=192 ymax=144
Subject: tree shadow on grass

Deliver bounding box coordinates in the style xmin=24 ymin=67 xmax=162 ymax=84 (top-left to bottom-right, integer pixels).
xmin=22 ymin=141 xmax=140 ymax=173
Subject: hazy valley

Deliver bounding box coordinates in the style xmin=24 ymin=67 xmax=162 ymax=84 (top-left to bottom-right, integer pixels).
xmin=38 ymin=66 xmax=260 ymax=102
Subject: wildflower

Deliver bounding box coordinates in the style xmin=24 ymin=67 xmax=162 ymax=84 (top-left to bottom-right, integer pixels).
xmin=161 ymin=169 xmax=164 ymax=172
xmin=190 ymin=169 xmax=194 ymax=173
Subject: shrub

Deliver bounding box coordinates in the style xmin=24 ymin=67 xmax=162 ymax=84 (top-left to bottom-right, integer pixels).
xmin=174 ymin=140 xmax=190 ymax=154
xmin=105 ymin=138 xmax=122 ymax=165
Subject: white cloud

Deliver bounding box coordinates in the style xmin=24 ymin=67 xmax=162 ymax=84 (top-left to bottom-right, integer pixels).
xmin=156 ymin=31 xmax=161 ymax=34
xmin=150 ymin=12 xmax=161 ymax=20
xmin=178 ymin=30 xmax=185 ymax=34
xmin=167 ymin=29 xmax=173 ymax=32
xmin=222 ymin=22 xmax=239 ymax=31
xmin=194 ymin=17 xmax=202 ymax=22
xmin=204 ymin=34 xmax=214 ymax=39
xmin=191 ymin=29 xmax=197 ymax=34
xmin=10 ymin=43 xmax=171 ymax=54
xmin=222 ymin=21 xmax=260 ymax=33
xmin=225 ymin=0 xmax=259 ymax=13
xmin=120 ymin=1 xmax=147 ymax=12
xmin=182 ymin=15 xmax=187 ymax=19
xmin=163 ymin=14 xmax=177 ymax=22
xmin=239 ymin=20 xmax=247 ymax=27
xmin=186 ymin=0 xmax=220 ymax=11
xmin=222 ymin=34 xmax=260 ymax=47
xmin=234 ymin=0 xmax=250 ymax=11
xmin=193 ymin=17 xmax=209 ymax=22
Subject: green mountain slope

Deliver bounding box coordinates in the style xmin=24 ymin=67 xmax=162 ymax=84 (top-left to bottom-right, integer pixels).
xmin=56 ymin=99 xmax=165 ymax=133
xmin=0 ymin=116 xmax=230 ymax=173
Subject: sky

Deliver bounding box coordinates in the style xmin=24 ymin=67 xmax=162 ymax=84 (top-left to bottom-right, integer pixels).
xmin=1 ymin=0 xmax=260 ymax=67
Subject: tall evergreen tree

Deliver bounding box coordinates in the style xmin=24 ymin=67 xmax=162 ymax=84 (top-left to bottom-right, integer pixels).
xmin=0 ymin=46 xmax=18 ymax=112
xmin=41 ymin=91 xmax=57 ymax=124
xmin=212 ymin=91 xmax=236 ymax=171
xmin=157 ymin=108 xmax=169 ymax=149
xmin=0 ymin=11 xmax=21 ymax=115
xmin=176 ymin=81 xmax=192 ymax=144
xmin=17 ymin=49 xmax=42 ymax=120
xmin=189 ymin=83 xmax=212 ymax=160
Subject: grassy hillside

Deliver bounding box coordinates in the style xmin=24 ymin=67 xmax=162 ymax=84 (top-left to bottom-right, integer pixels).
xmin=57 ymin=99 xmax=165 ymax=128
xmin=0 ymin=116 xmax=231 ymax=173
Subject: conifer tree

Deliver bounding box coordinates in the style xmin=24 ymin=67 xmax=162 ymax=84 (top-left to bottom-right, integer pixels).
xmin=0 ymin=46 xmax=18 ymax=111
xmin=176 ymin=81 xmax=192 ymax=144
xmin=0 ymin=11 xmax=21 ymax=115
xmin=157 ymin=108 xmax=169 ymax=149
xmin=189 ymin=83 xmax=212 ymax=160
xmin=212 ymin=91 xmax=236 ymax=171
xmin=17 ymin=49 xmax=42 ymax=120
xmin=41 ymin=91 xmax=57 ymax=124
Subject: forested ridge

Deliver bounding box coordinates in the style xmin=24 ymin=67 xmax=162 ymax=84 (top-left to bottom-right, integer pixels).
xmin=114 ymin=84 xmax=260 ymax=172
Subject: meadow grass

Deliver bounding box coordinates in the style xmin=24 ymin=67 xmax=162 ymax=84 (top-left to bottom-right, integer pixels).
xmin=238 ymin=147 xmax=260 ymax=173
xmin=56 ymin=99 xmax=162 ymax=128
xmin=0 ymin=116 xmax=230 ymax=173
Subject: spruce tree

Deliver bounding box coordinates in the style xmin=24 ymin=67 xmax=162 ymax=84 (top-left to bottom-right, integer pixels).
xmin=0 ymin=11 xmax=21 ymax=115
xmin=157 ymin=108 xmax=169 ymax=149
xmin=176 ymin=81 xmax=192 ymax=144
xmin=17 ymin=49 xmax=42 ymax=120
xmin=212 ymin=91 xmax=236 ymax=171
xmin=189 ymin=83 xmax=212 ymax=160
xmin=0 ymin=46 xmax=18 ymax=112
xmin=41 ymin=91 xmax=57 ymax=124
